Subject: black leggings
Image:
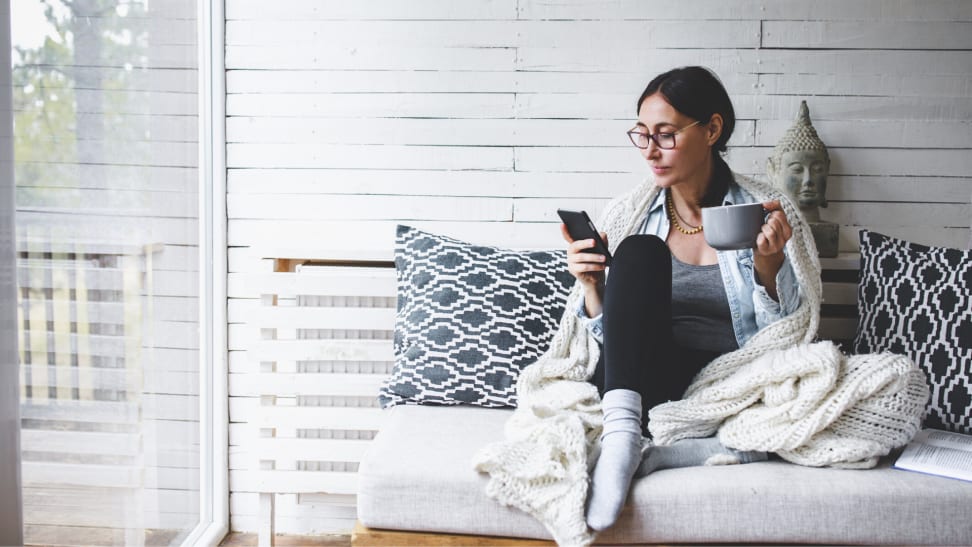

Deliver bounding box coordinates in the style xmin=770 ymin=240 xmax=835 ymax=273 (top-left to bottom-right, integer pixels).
xmin=589 ymin=235 xmax=721 ymax=433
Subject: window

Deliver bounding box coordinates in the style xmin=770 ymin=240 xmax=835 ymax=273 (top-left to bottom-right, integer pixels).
xmin=9 ymin=0 xmax=225 ymax=544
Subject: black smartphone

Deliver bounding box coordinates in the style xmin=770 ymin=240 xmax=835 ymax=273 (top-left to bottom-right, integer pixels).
xmin=556 ymin=209 xmax=612 ymax=265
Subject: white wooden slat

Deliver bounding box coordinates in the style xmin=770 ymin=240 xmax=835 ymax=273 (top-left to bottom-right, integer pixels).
xmin=514 ymin=198 xmax=969 ymax=227
xmin=23 ymin=462 xmax=197 ymax=492
xmin=815 ymin=202 xmax=969 ymax=228
xmin=227 ymin=0 xmax=517 ymax=21
xmin=756 ymin=120 xmax=972 ymax=149
xmin=227 ymin=69 xmax=518 ymax=94
xmin=227 ymin=143 xmax=513 ymax=171
xmin=16 ymin=164 xmax=197 ymax=192
xmin=235 ymin=471 xmax=358 ymax=495
xmin=225 ymin=219 xmax=563 ymax=258
xmin=142 ymin=394 xmax=199 ymax=421
xmin=757 ymin=73 xmax=972 ymax=99
xmin=21 ymin=462 xmax=141 ymax=489
xmin=514 ymin=92 xmax=972 ymax=123
xmin=227 ymin=169 xmax=638 ymax=199
xmin=516 ymin=47 xmax=756 ymax=74
xmin=822 ymin=282 xmax=858 ymax=306
xmin=225 ymin=45 xmax=515 ymax=71
xmin=226 ymin=92 xmax=513 ymax=118
xmin=13 ymin=89 xmax=197 ymax=117
xmin=511 ymin=145 xmax=972 ymax=179
xmin=242 ymin=269 xmax=394 ymax=298
xmin=762 ymin=21 xmax=972 ymax=50
xmin=837 ymin=227 xmax=969 ymax=252
xmin=255 ymin=406 xmax=385 ymax=430
xmin=27 ymin=67 xmax=199 ymax=93
xmin=226 ymin=69 xmax=757 ymax=95
xmin=227 ymin=117 xmax=757 ymax=148
xmin=517 ymin=47 xmax=972 ymax=76
xmin=819 ymin=253 xmax=862 ymax=271
xmin=34 ymin=45 xmax=196 ymax=70
xmin=20 ymin=401 xmax=138 ymax=424
xmin=517 ymin=0 xmax=972 ymax=21
xmin=17 ymin=140 xmax=197 ymax=167
xmin=518 ymin=0 xmax=972 ymax=21
xmin=19 ymin=115 xmax=197 ymax=142
xmin=229 ymin=515 xmax=354 ymax=537
xmin=230 ymin=497 xmax=354 ymax=535
xmin=227 ymin=20 xmax=759 ymax=49
xmin=247 ymin=305 xmax=395 ymax=331
xmin=755 ymin=49 xmax=972 ymax=76
xmin=25 ymin=503 xmax=198 ymax=530
xmin=247 ymin=339 xmax=394 ymax=363
xmin=17 ymin=212 xmax=197 ymax=246
xmin=24 ymin=486 xmax=197 ymax=515
xmin=16 ymin=188 xmax=198 ymax=217
xmin=229 ymin=193 xmax=513 ymax=222
xmin=21 ymin=430 xmax=139 ymax=457
xmin=252 ymin=438 xmax=371 ymax=462
xmin=150 ymin=319 xmax=201 ymax=349
xmin=23 ymin=365 xmax=131 ymax=392
xmin=819 ymin=317 xmax=858 ymax=342
xmin=229 ymin=219 xmax=970 ymax=266
xmin=226 ymin=20 xmax=518 ymax=47
xmin=231 ymin=373 xmax=385 ymax=398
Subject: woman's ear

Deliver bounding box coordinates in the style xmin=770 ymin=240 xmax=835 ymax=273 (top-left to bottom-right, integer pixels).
xmin=706 ymin=114 xmax=723 ymax=147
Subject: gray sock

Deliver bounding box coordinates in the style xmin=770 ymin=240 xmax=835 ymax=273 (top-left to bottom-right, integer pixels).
xmin=585 ymin=389 xmax=644 ymax=532
xmin=636 ymin=436 xmax=768 ymax=477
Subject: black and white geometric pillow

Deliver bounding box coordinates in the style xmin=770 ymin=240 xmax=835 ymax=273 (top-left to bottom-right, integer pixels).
xmin=854 ymin=230 xmax=972 ymax=435
xmin=379 ymin=225 xmax=575 ymax=409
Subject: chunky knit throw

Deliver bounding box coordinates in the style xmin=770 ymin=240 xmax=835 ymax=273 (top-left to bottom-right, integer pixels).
xmin=471 ymin=173 xmax=929 ymax=547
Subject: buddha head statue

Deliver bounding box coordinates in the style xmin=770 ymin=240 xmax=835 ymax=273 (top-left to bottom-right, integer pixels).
xmin=767 ymin=100 xmax=830 ymax=222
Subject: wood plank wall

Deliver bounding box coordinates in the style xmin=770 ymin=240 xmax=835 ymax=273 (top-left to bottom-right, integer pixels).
xmin=225 ymin=0 xmax=972 ymax=534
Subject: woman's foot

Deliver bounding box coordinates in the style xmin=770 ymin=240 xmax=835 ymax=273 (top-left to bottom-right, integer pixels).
xmin=637 ymin=436 xmax=768 ymax=476
xmin=585 ymin=389 xmax=644 ymax=531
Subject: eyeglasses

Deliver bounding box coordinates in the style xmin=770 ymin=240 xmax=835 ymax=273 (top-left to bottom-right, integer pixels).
xmin=626 ymin=120 xmax=702 ymax=150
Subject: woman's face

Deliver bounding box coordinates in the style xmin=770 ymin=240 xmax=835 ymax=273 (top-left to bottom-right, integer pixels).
xmin=635 ymin=93 xmax=715 ymax=189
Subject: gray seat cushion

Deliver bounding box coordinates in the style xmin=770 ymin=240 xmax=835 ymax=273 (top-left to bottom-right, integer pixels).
xmin=357 ymin=405 xmax=972 ymax=545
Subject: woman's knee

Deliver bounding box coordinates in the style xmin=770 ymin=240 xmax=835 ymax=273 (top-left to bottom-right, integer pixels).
xmin=613 ymin=234 xmax=669 ymax=268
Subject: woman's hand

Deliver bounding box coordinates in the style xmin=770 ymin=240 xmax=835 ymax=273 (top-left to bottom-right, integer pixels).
xmin=561 ymin=224 xmax=608 ymax=315
xmin=754 ymin=200 xmax=793 ymax=301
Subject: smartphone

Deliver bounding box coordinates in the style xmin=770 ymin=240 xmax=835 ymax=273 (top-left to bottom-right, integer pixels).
xmin=557 ymin=209 xmax=612 ymax=265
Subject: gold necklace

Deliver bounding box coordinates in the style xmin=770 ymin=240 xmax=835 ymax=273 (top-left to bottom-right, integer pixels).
xmin=667 ymin=191 xmax=703 ymax=235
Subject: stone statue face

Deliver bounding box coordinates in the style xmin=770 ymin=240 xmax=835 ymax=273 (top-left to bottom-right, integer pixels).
xmin=778 ymin=149 xmax=829 ymax=211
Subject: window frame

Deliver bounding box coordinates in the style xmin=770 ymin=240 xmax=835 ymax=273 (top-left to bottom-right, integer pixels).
xmin=182 ymin=0 xmax=229 ymax=545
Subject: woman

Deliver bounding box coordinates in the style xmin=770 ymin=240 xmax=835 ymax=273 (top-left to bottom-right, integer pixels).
xmin=561 ymin=66 xmax=802 ymax=531
xmin=473 ymin=66 xmax=924 ymax=546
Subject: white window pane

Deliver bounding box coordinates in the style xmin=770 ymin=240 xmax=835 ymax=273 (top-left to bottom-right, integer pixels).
xmin=12 ymin=0 xmax=201 ymax=544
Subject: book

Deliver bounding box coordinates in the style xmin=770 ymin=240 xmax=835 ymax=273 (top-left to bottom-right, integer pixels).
xmin=893 ymin=428 xmax=972 ymax=482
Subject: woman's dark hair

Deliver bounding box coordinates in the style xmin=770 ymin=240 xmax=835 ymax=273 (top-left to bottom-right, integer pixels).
xmin=637 ymin=66 xmax=736 ymax=206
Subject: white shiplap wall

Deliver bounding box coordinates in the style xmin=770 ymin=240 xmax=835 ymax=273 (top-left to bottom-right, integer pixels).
xmin=225 ymin=0 xmax=972 ymax=534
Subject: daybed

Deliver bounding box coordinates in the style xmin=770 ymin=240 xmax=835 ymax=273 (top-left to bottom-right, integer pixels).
xmin=350 ymin=227 xmax=972 ymax=546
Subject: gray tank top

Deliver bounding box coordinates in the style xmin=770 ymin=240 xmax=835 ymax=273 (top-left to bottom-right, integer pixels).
xmin=670 ymin=255 xmax=739 ymax=353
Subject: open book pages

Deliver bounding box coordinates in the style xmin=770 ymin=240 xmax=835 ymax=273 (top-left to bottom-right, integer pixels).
xmin=894 ymin=429 xmax=972 ymax=482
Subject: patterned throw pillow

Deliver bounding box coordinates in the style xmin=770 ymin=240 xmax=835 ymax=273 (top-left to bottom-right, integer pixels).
xmin=854 ymin=230 xmax=972 ymax=434
xmin=379 ymin=225 xmax=575 ymax=408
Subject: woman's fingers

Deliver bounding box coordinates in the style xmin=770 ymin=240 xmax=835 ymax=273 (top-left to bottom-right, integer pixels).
xmin=758 ymin=201 xmax=794 ymax=255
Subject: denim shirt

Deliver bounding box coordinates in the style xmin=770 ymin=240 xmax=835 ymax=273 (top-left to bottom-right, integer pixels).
xmin=577 ymin=181 xmax=802 ymax=349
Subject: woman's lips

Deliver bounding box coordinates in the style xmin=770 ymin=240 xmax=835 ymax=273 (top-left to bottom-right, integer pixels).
xmin=652 ymin=165 xmax=669 ymax=175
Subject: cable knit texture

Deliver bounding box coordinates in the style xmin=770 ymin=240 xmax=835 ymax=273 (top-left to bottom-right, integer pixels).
xmin=471 ymin=173 xmax=929 ymax=547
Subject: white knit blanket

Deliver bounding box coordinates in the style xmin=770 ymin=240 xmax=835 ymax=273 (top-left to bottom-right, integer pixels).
xmin=471 ymin=174 xmax=928 ymax=547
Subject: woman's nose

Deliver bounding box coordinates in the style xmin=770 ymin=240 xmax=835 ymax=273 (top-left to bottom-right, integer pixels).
xmin=645 ymin=139 xmax=661 ymax=159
